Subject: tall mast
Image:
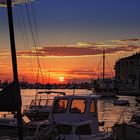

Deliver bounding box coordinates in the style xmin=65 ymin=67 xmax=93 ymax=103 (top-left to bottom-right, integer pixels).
xmin=103 ymin=49 xmax=105 ymax=80
xmin=6 ymin=0 xmax=23 ymax=139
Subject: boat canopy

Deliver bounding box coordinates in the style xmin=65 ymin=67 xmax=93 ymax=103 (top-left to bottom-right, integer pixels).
xmin=37 ymin=91 xmax=66 ymax=96
xmin=0 ymin=81 xmax=21 ymax=111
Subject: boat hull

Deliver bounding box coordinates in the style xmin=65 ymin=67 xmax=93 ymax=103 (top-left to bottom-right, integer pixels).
xmin=24 ymin=111 xmax=50 ymax=121
xmin=0 ymin=124 xmax=36 ymax=138
xmin=113 ymin=123 xmax=140 ymax=140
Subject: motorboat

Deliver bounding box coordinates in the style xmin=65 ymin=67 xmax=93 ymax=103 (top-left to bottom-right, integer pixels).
xmin=0 ymin=113 xmax=37 ymax=138
xmin=97 ymin=92 xmax=118 ymax=99
xmin=0 ymin=113 xmax=51 ymax=138
xmin=113 ymin=114 xmax=140 ymax=140
xmin=26 ymin=94 xmax=112 ymax=140
xmin=23 ymin=90 xmax=66 ymax=121
xmin=113 ymin=99 xmax=129 ymax=106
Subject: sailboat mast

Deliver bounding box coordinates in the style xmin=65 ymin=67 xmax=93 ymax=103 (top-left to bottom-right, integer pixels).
xmin=6 ymin=0 xmax=18 ymax=80
xmin=6 ymin=0 xmax=23 ymax=139
xmin=103 ymin=49 xmax=105 ymax=80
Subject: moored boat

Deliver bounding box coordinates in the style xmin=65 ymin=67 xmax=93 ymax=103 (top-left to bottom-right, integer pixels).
xmin=91 ymin=49 xmax=117 ymax=98
xmin=23 ymin=90 xmax=66 ymax=121
xmin=26 ymin=93 xmax=113 ymax=140
xmin=113 ymin=99 xmax=130 ymax=106
xmin=0 ymin=113 xmax=53 ymax=138
xmin=113 ymin=114 xmax=140 ymax=140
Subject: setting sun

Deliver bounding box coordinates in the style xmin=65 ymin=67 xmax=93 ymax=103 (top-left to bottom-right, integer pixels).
xmin=59 ymin=76 xmax=65 ymax=82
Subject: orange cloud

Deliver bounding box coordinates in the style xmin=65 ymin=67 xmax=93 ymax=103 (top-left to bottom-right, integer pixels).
xmin=0 ymin=38 xmax=139 ymax=83
xmin=16 ymin=44 xmax=140 ymax=58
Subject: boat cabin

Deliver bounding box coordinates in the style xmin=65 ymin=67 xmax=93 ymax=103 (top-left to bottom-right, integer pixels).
xmin=48 ymin=94 xmax=101 ymax=138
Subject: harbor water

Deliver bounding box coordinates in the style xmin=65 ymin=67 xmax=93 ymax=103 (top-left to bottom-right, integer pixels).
xmin=21 ymin=89 xmax=139 ymax=130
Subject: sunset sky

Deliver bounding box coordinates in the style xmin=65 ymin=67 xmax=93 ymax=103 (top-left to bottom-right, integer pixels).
xmin=0 ymin=0 xmax=140 ymax=84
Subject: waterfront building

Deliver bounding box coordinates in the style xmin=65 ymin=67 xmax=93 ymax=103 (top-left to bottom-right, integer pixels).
xmin=114 ymin=52 xmax=140 ymax=93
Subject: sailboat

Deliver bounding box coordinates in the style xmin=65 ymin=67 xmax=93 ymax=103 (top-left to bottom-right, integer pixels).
xmin=92 ymin=49 xmax=117 ymax=98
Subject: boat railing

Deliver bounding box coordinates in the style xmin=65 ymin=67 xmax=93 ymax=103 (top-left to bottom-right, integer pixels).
xmin=23 ymin=105 xmax=30 ymax=112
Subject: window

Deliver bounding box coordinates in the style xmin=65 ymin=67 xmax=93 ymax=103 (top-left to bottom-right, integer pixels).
xmin=70 ymin=99 xmax=86 ymax=113
xmin=75 ymin=124 xmax=92 ymax=135
xmin=53 ymin=99 xmax=68 ymax=113
xmin=56 ymin=124 xmax=72 ymax=135
xmin=90 ymin=99 xmax=96 ymax=113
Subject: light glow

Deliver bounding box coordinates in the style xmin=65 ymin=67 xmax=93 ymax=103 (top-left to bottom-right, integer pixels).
xmin=59 ymin=76 xmax=65 ymax=82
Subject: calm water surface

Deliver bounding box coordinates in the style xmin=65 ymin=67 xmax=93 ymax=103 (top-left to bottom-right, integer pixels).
xmin=21 ymin=89 xmax=140 ymax=129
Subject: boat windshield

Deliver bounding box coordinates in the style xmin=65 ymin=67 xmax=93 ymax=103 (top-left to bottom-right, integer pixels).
xmin=53 ymin=99 xmax=68 ymax=113
xmin=70 ymin=99 xmax=87 ymax=114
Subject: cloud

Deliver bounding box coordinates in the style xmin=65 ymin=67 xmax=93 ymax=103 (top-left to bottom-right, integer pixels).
xmin=111 ymin=38 xmax=140 ymax=43
xmin=1 ymin=39 xmax=139 ymax=58
xmin=0 ymin=49 xmax=10 ymax=58
xmin=16 ymin=43 xmax=140 ymax=58
xmin=120 ymin=39 xmax=140 ymax=42
xmin=106 ymin=45 xmax=140 ymax=54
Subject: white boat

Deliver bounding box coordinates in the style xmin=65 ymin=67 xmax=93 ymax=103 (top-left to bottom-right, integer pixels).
xmin=113 ymin=114 xmax=140 ymax=140
xmin=26 ymin=94 xmax=112 ymax=140
xmin=23 ymin=90 xmax=66 ymax=121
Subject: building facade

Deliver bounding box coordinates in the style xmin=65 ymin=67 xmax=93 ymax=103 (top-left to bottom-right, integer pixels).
xmin=114 ymin=53 xmax=140 ymax=92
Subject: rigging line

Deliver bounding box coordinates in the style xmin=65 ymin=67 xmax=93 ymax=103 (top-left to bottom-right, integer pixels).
xmin=116 ymin=106 xmax=127 ymax=124
xmin=15 ymin=6 xmax=31 ymax=79
xmin=20 ymin=4 xmax=36 ymax=81
xmin=106 ymin=57 xmax=114 ymax=77
xmin=30 ymin=2 xmax=40 ymax=46
xmin=20 ymin=4 xmax=37 ymax=81
xmin=30 ymin=1 xmax=47 ymax=84
xmin=16 ymin=5 xmax=35 ymax=81
xmin=94 ymin=58 xmax=103 ymax=78
xmin=15 ymin=6 xmax=28 ymax=78
xmin=24 ymin=0 xmax=45 ymax=84
xmin=24 ymin=0 xmax=44 ymax=84
xmin=15 ymin=7 xmax=27 ymax=49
